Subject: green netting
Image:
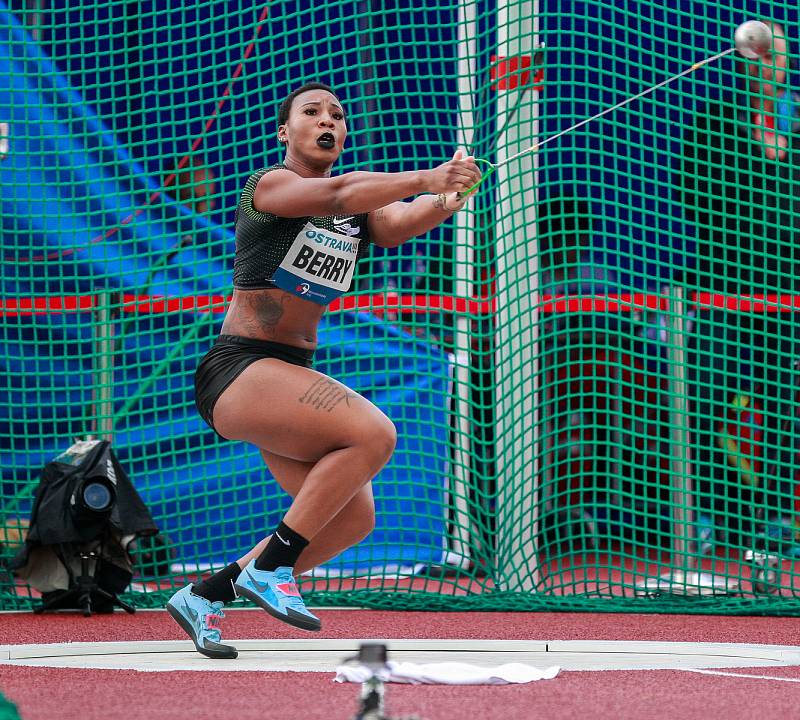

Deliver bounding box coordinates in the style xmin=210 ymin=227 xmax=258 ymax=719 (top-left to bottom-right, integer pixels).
xmin=0 ymin=694 xmax=21 ymax=720
xmin=3 ymin=1 xmax=800 ymax=615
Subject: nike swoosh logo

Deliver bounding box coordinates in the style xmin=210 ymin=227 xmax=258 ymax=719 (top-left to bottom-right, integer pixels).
xmin=275 ymin=531 xmax=290 ymax=546
xmin=245 ymin=569 xmax=271 ymax=594
xmin=333 ymin=216 xmax=354 ymax=224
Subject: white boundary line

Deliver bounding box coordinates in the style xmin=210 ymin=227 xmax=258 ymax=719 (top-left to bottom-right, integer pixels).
xmin=682 ymin=668 xmax=800 ymax=683
xmin=2 ymin=639 xmax=799 ymax=674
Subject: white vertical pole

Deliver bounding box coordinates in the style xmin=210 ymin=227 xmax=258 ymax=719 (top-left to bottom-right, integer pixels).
xmin=494 ymin=0 xmax=541 ymax=591
xmin=447 ymin=0 xmax=478 ymax=568
xmin=666 ymin=286 xmax=694 ymax=567
xmin=636 ymin=286 xmax=738 ymax=595
xmin=357 ymin=0 xmax=377 ymax=171
xmin=93 ymin=291 xmax=116 ymax=443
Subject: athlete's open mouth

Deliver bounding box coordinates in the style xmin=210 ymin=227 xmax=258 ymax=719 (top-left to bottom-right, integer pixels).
xmin=316 ymin=132 xmax=336 ymax=149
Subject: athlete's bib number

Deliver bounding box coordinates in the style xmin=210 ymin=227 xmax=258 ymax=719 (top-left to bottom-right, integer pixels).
xmin=272 ymin=222 xmax=361 ymax=305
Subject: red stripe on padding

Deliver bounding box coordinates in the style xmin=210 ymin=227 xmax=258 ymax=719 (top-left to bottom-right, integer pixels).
xmin=2 ymin=293 xmax=800 ymax=318
xmin=490 ymin=55 xmax=544 ymax=91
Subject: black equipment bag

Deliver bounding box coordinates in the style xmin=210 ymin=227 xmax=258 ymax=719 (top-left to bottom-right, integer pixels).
xmin=10 ymin=440 xmax=158 ymax=610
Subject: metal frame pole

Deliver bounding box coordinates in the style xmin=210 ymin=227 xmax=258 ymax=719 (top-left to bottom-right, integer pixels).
xmin=446 ymin=0 xmax=479 ymax=569
xmin=636 ymin=286 xmax=739 ymax=596
xmin=494 ymin=0 xmax=541 ymax=591
xmin=92 ymin=291 xmax=116 ymax=442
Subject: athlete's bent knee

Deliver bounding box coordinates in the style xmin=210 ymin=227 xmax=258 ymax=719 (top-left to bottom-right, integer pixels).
xmin=349 ymin=417 xmax=396 ymax=479
xmin=352 ymin=506 xmax=376 ymax=545
xmin=369 ymin=417 xmax=397 ymax=468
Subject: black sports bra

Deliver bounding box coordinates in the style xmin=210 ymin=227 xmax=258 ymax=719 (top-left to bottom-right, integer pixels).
xmin=232 ymin=164 xmax=372 ymax=304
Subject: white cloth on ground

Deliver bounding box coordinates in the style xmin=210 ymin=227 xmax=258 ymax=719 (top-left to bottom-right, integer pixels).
xmin=333 ymin=660 xmax=560 ymax=685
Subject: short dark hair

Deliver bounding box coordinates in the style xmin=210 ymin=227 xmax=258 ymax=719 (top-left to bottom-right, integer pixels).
xmin=277 ymin=82 xmax=340 ymax=126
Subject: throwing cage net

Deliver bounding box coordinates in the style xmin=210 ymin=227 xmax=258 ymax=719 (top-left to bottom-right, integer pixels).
xmin=2 ymin=0 xmax=800 ymax=613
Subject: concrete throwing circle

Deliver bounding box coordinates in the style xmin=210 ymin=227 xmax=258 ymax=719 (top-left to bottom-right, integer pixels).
xmin=1 ymin=639 xmax=800 ymax=673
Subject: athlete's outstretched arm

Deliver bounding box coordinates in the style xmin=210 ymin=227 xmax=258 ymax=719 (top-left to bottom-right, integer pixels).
xmin=364 ymin=151 xmax=480 ymax=247
xmin=366 ymin=192 xmax=472 ymax=248
xmin=253 ymin=153 xmax=481 ymax=218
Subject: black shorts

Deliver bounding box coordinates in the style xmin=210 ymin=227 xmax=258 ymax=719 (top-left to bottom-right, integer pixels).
xmin=194 ymin=334 xmax=315 ymax=434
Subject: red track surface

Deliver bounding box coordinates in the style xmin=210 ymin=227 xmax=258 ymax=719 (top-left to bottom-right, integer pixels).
xmin=2 ymin=610 xmax=800 ymax=720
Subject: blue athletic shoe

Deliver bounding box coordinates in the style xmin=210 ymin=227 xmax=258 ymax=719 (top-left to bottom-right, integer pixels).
xmin=166 ymin=585 xmax=238 ymax=659
xmin=234 ymin=561 xmax=321 ymax=632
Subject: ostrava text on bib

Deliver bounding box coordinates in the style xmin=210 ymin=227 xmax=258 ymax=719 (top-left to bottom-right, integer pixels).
xmin=272 ymin=222 xmax=361 ymax=304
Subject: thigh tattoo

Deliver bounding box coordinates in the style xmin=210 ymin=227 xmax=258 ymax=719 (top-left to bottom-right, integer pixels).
xmin=298 ymin=378 xmax=357 ymax=412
